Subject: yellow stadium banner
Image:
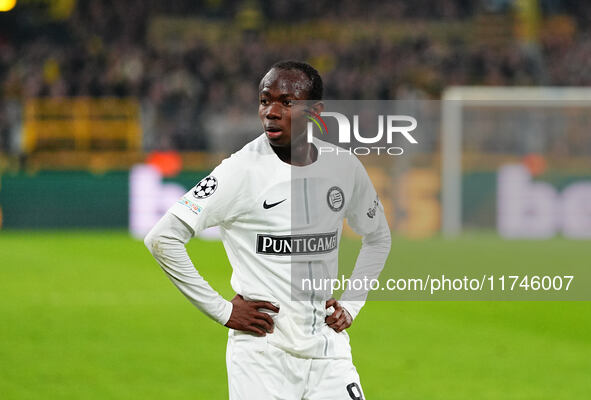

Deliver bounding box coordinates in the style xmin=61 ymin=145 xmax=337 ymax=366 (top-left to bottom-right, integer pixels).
xmin=23 ymin=97 xmax=142 ymax=154
xmin=514 ymin=0 xmax=541 ymax=42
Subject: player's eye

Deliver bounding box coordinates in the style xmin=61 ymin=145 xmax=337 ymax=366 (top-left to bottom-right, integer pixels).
xmin=260 ymin=98 xmax=269 ymax=105
xmin=283 ymin=100 xmax=293 ymax=107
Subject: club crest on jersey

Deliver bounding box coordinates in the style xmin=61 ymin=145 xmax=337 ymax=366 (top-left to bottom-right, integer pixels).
xmin=257 ymin=231 xmax=338 ymax=255
xmin=193 ymin=176 xmax=218 ymax=199
xmin=327 ymin=186 xmax=345 ymax=212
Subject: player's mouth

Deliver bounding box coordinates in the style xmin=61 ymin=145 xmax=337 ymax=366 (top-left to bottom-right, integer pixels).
xmin=265 ymin=126 xmax=284 ymax=140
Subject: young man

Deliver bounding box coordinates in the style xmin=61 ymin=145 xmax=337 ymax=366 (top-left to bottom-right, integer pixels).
xmin=145 ymin=61 xmax=391 ymax=399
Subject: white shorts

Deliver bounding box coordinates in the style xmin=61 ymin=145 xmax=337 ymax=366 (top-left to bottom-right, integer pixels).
xmin=226 ymin=333 xmax=365 ymax=400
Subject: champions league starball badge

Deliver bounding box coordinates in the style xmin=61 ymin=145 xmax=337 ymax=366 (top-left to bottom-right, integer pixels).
xmin=193 ymin=176 xmax=218 ymax=199
xmin=327 ymin=186 xmax=344 ymax=212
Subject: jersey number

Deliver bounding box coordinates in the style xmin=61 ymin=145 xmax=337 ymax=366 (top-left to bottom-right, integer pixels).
xmin=346 ymin=382 xmax=364 ymax=400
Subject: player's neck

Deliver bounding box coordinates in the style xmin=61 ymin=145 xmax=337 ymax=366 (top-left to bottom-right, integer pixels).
xmin=272 ymin=142 xmax=318 ymax=166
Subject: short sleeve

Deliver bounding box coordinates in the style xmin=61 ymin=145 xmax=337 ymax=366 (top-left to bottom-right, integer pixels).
xmin=345 ymin=159 xmax=384 ymax=237
xmin=168 ymin=155 xmax=250 ymax=235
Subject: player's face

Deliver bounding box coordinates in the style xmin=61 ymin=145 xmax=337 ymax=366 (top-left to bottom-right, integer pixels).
xmin=258 ymin=68 xmax=311 ymax=148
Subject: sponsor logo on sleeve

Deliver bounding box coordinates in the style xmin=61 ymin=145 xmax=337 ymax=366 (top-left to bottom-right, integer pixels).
xmin=366 ymin=196 xmax=379 ymax=218
xmin=256 ymin=231 xmax=338 ymax=255
xmin=177 ymin=197 xmax=203 ymax=215
xmin=192 ymin=175 xmax=218 ymax=199
xmin=327 ymin=186 xmax=345 ymax=212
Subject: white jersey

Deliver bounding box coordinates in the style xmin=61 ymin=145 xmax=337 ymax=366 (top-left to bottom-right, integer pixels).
xmin=162 ymin=133 xmax=389 ymax=359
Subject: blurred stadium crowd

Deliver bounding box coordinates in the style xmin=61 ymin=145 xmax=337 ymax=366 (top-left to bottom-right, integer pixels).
xmin=1 ymin=0 xmax=590 ymax=152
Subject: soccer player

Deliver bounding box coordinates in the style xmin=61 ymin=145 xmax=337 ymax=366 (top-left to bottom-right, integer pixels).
xmin=144 ymin=61 xmax=391 ymax=399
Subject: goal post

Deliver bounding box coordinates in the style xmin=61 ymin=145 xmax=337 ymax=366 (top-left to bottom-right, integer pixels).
xmin=441 ymin=86 xmax=591 ymax=237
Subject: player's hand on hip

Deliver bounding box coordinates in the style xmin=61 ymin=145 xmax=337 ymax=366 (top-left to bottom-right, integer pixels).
xmin=325 ymin=298 xmax=352 ymax=333
xmin=224 ymin=294 xmax=279 ymax=336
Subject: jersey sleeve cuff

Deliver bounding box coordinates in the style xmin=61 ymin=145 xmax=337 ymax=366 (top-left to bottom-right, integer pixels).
xmin=339 ymin=300 xmax=364 ymax=321
xmin=216 ymin=299 xmax=233 ymax=326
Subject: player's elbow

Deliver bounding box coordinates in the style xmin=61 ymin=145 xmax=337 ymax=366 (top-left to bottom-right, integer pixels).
xmin=364 ymin=218 xmax=392 ymax=249
xmin=143 ymin=227 xmax=160 ymax=255
xmin=377 ymin=228 xmax=392 ymax=253
xmin=377 ymin=215 xmax=392 ymax=251
xmin=144 ymin=231 xmax=154 ymax=253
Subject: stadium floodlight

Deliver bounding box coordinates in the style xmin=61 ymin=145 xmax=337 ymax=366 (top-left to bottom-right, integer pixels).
xmin=441 ymin=86 xmax=591 ymax=237
xmin=0 ymin=0 xmax=16 ymax=12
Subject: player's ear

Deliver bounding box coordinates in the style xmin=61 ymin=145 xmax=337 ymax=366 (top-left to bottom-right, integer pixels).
xmin=309 ymin=101 xmax=324 ymax=114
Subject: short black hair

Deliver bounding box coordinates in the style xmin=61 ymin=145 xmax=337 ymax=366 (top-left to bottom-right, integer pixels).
xmin=270 ymin=60 xmax=323 ymax=100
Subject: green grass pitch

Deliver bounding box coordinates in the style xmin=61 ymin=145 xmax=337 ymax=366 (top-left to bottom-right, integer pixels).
xmin=0 ymin=231 xmax=589 ymax=399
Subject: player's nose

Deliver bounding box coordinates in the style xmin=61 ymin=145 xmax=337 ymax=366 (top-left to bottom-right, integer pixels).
xmin=265 ymin=102 xmax=281 ymax=119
